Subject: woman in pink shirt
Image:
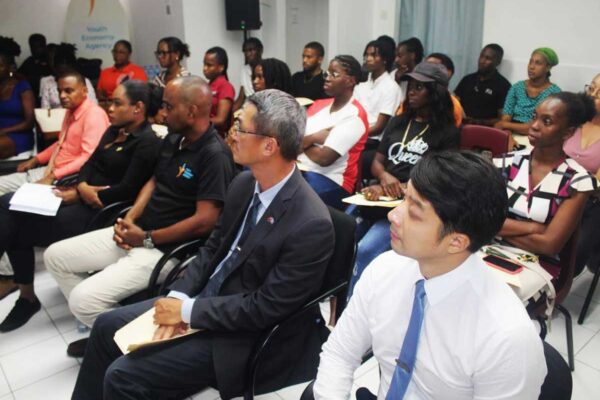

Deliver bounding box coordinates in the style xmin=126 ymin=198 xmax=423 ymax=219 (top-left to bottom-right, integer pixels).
xmin=203 ymin=47 xmax=234 ymax=137
xmin=564 ymin=74 xmax=600 ymax=275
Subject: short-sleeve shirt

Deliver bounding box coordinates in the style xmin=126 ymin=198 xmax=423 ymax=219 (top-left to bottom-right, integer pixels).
xmin=502 ymin=81 xmax=561 ymax=123
xmin=353 ymin=72 xmax=401 ymax=140
xmin=136 ymin=127 xmax=235 ymax=250
xmin=240 ymin=64 xmax=254 ymax=97
xmin=563 ymin=127 xmax=600 ymax=175
xmin=496 ymin=150 xmax=598 ymax=225
xmin=97 ymin=63 xmax=148 ymax=98
xmin=0 ymin=79 xmax=35 ymax=154
xmin=298 ymin=98 xmax=369 ymax=192
xmin=291 ymin=70 xmax=327 ymax=100
xmin=454 ymin=70 xmax=511 ymax=120
xmin=378 ymin=117 xmax=460 ymax=182
xmin=152 ymin=67 xmax=191 ymax=88
xmin=209 ymin=75 xmax=235 ymax=118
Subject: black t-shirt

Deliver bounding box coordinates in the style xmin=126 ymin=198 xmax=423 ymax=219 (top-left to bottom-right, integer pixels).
xmin=291 ymin=70 xmax=327 ymax=100
xmin=137 ymin=127 xmax=235 ymax=239
xmin=78 ymin=122 xmax=161 ymax=205
xmin=377 ymin=116 xmax=460 ymax=182
xmin=454 ymin=70 xmax=511 ymax=120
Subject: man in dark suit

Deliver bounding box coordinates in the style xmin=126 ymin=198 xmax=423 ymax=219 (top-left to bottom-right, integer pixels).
xmin=72 ymin=89 xmax=335 ymax=400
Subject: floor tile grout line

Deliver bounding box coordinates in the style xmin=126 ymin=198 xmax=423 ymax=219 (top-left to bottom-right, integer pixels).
xmin=0 ymin=362 xmax=14 ymax=396
xmin=575 ymin=329 xmax=600 ymax=358
xmin=574 ymin=357 xmax=600 ymax=372
xmin=9 ymin=364 xmax=79 ymax=394
xmin=0 ymin=329 xmax=62 ymax=358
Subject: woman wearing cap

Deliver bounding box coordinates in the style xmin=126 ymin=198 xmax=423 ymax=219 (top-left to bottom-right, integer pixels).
xmin=347 ymin=61 xmax=460 ymax=298
xmin=495 ymin=47 xmax=561 ymax=137
xmin=297 ymin=55 xmax=368 ymax=210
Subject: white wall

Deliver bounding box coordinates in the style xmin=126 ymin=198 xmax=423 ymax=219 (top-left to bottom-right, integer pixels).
xmin=0 ymin=0 xmax=71 ymax=64
xmin=483 ymin=0 xmax=600 ymax=92
xmin=285 ymin=0 xmax=329 ymax=70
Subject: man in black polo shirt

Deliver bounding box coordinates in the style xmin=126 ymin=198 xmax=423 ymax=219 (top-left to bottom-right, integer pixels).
xmin=454 ymin=44 xmax=511 ymax=126
xmin=45 ymin=76 xmax=236 ymax=357
xmin=291 ymin=41 xmax=327 ymax=100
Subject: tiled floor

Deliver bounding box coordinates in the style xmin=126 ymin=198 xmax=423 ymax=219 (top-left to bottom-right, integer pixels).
xmin=0 ymin=254 xmax=599 ymax=399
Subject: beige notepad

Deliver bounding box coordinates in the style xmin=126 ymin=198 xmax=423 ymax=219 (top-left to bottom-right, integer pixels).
xmin=342 ymin=193 xmax=403 ymax=208
xmin=114 ymin=309 xmax=200 ymax=354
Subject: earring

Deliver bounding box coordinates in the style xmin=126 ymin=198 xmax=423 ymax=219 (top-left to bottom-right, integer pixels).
xmin=9 ymin=71 xmax=13 ymax=78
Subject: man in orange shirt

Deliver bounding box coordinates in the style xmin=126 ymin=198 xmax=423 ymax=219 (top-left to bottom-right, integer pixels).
xmin=97 ymin=40 xmax=147 ymax=107
xmin=0 ymin=70 xmax=108 ymax=292
xmin=0 ymin=71 xmax=109 ymax=194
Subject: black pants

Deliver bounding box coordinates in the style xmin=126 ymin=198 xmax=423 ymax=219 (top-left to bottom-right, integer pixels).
xmin=575 ymin=196 xmax=600 ymax=276
xmin=73 ymin=297 xmax=217 ymax=400
xmin=0 ymin=192 xmax=97 ymax=284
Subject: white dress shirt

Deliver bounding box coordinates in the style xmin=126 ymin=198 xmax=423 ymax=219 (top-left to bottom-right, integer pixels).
xmin=353 ymin=72 xmax=401 ymax=141
xmin=314 ymin=251 xmax=547 ymax=399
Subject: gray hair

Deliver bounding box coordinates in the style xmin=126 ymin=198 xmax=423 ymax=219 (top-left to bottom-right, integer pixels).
xmin=246 ymin=89 xmax=306 ymax=160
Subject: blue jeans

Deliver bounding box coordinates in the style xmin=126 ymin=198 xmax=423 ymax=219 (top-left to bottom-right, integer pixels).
xmin=302 ymin=171 xmax=349 ymax=210
xmin=347 ymin=219 xmax=391 ymax=299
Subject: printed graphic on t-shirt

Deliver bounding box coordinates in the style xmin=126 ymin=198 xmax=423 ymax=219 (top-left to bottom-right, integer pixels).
xmin=177 ymin=163 xmax=194 ymax=179
xmin=388 ymin=138 xmax=429 ymax=166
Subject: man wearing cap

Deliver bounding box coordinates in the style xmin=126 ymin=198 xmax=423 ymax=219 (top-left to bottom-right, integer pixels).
xmin=298 ymin=55 xmax=369 ymax=210
xmin=495 ymin=47 xmax=561 ymax=138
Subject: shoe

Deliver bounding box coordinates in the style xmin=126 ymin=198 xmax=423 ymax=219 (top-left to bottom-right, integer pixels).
xmin=67 ymin=338 xmax=89 ymax=358
xmin=0 ymin=297 xmax=41 ymax=332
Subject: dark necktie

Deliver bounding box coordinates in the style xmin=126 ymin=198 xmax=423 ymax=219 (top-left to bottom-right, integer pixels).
xmin=386 ymin=279 xmax=426 ymax=400
xmin=197 ymin=193 xmax=262 ymax=298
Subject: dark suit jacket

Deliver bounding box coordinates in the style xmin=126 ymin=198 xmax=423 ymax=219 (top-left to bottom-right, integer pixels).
xmin=170 ymin=168 xmax=334 ymax=399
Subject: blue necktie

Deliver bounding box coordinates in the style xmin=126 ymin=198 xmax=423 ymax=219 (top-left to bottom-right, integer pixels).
xmin=197 ymin=193 xmax=262 ymax=298
xmin=386 ymin=279 xmax=426 ymax=400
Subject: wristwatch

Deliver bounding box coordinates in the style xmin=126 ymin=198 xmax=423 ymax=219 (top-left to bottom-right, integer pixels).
xmin=143 ymin=231 xmax=155 ymax=249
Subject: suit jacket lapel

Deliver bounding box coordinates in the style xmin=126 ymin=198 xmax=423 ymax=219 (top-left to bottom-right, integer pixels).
xmin=232 ymin=168 xmax=303 ymax=268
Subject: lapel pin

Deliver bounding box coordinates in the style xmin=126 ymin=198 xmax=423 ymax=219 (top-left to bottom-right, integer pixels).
xmin=266 ymin=216 xmax=274 ymax=224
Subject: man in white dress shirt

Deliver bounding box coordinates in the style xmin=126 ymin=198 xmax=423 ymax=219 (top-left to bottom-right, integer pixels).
xmin=314 ymin=150 xmax=547 ymax=399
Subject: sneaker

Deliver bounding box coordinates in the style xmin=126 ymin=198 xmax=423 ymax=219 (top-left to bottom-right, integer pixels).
xmin=0 ymin=297 xmax=41 ymax=332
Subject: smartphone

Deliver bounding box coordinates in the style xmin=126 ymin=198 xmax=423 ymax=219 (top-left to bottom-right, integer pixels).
xmin=483 ymin=255 xmax=524 ymax=275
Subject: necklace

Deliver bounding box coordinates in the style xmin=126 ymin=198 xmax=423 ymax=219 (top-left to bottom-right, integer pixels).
xmin=397 ymin=119 xmax=430 ymax=154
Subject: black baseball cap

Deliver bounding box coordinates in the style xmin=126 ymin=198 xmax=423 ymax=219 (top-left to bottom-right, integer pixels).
xmin=400 ymin=62 xmax=449 ymax=86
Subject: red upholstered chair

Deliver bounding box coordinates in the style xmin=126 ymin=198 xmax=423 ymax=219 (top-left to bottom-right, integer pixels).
xmin=460 ymin=124 xmax=510 ymax=157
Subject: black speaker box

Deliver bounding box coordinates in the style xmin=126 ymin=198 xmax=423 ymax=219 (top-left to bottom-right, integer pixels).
xmin=225 ymin=0 xmax=261 ymax=30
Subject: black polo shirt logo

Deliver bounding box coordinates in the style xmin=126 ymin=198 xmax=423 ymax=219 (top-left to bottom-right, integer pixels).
xmin=177 ymin=162 xmax=194 ymax=179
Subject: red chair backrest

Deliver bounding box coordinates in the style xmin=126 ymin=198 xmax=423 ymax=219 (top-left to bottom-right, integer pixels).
xmin=460 ymin=124 xmax=509 ymax=157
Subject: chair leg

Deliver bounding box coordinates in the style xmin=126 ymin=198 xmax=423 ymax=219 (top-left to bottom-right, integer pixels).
xmin=536 ymin=316 xmax=547 ymax=339
xmin=578 ymin=264 xmax=600 ymax=325
xmin=556 ymin=304 xmax=575 ymax=371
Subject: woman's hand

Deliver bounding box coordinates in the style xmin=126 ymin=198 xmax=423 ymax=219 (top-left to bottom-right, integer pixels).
xmin=78 ymin=182 xmax=107 ymax=209
xmin=361 ymin=184 xmax=384 ymax=201
xmin=52 ymin=187 xmax=79 ymax=205
xmin=379 ymin=172 xmax=404 ymax=199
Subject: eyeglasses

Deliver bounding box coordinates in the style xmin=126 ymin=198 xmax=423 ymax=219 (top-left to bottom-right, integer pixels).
xmin=323 ymin=70 xmax=343 ymax=80
xmin=154 ymin=50 xmax=173 ymax=58
xmin=231 ymin=120 xmax=274 ymax=139
xmin=585 ymin=84 xmax=600 ymax=99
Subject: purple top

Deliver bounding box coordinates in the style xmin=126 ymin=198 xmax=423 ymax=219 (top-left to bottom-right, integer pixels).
xmin=564 ymin=127 xmax=600 ymax=174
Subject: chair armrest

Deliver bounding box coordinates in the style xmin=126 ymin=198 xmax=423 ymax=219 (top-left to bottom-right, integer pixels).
xmin=85 ymin=200 xmax=134 ymax=232
xmin=158 ymin=254 xmax=198 ymax=295
xmin=146 ymin=238 xmax=205 ymax=297
xmin=54 ymin=173 xmax=79 ymax=187
xmin=244 ymin=281 xmax=348 ymax=399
